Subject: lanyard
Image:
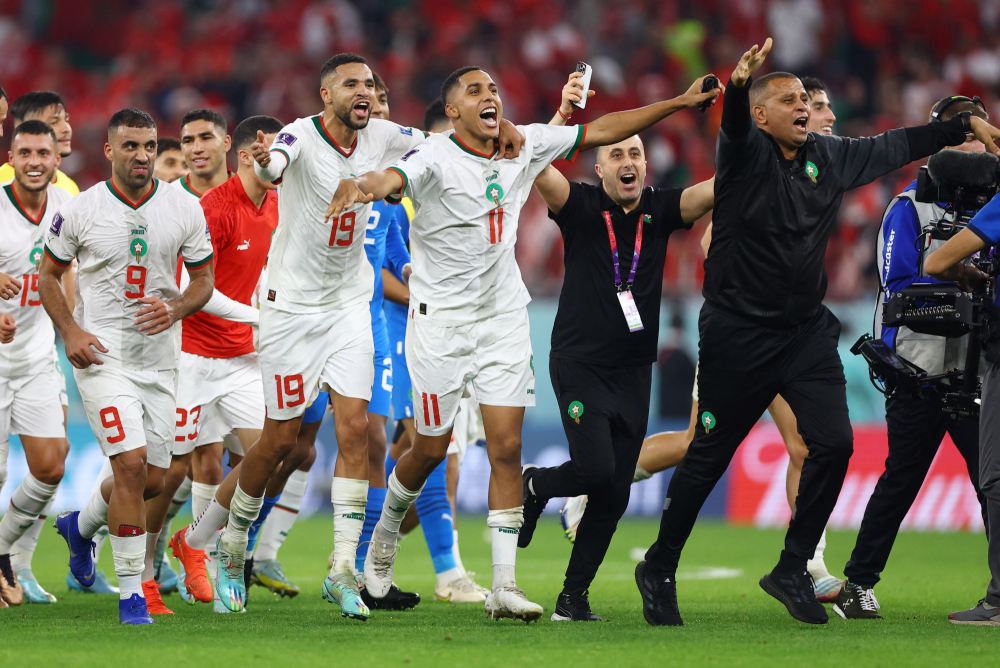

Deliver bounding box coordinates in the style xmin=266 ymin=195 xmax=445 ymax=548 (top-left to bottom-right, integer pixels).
xmin=602 ymin=211 xmax=643 ymax=292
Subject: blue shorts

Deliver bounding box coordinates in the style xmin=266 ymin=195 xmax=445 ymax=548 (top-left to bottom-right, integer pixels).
xmin=384 ymin=301 xmax=412 ymax=420
xmin=369 ymin=312 xmax=392 ymax=418
xmin=302 ymin=391 xmax=328 ymax=424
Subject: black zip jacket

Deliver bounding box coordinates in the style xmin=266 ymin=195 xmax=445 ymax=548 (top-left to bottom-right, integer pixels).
xmin=703 ymin=76 xmax=970 ymax=328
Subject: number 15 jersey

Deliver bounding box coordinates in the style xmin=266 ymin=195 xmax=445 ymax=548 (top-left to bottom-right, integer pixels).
xmin=44 ymin=178 xmax=214 ymax=371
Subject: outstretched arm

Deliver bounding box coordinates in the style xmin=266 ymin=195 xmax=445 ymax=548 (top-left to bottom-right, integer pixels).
xmin=580 ymin=75 xmax=722 ymax=152
xmin=680 ymin=177 xmax=715 ymax=225
xmin=324 ymin=169 xmax=404 ymax=224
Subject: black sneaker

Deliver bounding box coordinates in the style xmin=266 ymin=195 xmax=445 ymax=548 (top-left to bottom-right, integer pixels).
xmin=833 ymin=581 xmax=883 ymax=620
xmin=551 ymin=591 xmax=603 ymax=621
xmin=361 ymin=583 xmax=420 ymax=610
xmin=759 ymin=570 xmax=828 ymax=624
xmin=518 ymin=465 xmax=547 ymax=548
xmin=634 ymin=560 xmax=682 ymax=626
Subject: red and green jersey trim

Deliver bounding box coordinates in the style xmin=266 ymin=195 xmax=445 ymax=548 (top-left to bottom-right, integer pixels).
xmin=312 ymin=116 xmax=357 ymax=157
xmin=106 ymin=178 xmax=158 ymax=210
xmin=184 ymin=252 xmax=215 ymax=269
xmin=448 ymin=133 xmax=498 ymax=159
xmin=3 ymin=183 xmax=47 ymax=226
xmin=269 ymin=148 xmax=290 ymax=185
xmin=387 ymin=166 xmax=408 ymax=198
xmin=43 ymin=245 xmax=71 ymax=266
xmin=564 ymin=124 xmax=587 ymax=162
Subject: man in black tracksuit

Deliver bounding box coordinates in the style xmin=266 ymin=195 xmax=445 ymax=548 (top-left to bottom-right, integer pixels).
xmin=635 ymin=38 xmax=1000 ymax=626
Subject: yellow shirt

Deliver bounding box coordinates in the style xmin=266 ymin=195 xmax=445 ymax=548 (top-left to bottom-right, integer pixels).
xmin=0 ymin=162 xmax=80 ymax=196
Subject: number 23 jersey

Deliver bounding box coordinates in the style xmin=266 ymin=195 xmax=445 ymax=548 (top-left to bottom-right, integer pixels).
xmin=44 ymin=178 xmax=214 ymax=371
xmin=0 ymin=181 xmax=73 ymax=377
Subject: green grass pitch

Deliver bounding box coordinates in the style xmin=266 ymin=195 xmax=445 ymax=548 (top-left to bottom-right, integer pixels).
xmin=1 ymin=515 xmax=996 ymax=666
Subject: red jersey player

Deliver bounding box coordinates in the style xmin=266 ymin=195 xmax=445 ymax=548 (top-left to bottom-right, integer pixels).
xmin=168 ymin=115 xmax=284 ymax=609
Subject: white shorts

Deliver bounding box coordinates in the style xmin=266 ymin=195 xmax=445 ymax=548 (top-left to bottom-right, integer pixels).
xmin=407 ymin=307 xmax=534 ymax=437
xmin=258 ymin=301 xmax=375 ymax=421
xmin=0 ymin=354 xmax=66 ymax=439
xmin=173 ymin=352 xmax=266 ymax=455
xmin=74 ymin=364 xmax=176 ymax=469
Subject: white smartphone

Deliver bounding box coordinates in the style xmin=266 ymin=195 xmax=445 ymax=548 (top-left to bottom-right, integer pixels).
xmin=572 ymin=61 xmax=593 ymax=110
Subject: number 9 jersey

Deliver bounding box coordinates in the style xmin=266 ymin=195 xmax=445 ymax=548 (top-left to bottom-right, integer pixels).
xmin=43 ymin=178 xmax=214 ymax=371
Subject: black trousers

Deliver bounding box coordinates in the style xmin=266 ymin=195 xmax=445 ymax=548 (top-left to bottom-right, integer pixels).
xmin=531 ymin=357 xmax=651 ymax=596
xmin=844 ymin=394 xmax=986 ymax=586
xmin=645 ymin=303 xmax=854 ymax=578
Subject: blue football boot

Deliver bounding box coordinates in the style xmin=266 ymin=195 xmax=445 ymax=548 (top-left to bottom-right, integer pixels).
xmin=119 ymin=593 xmax=154 ymax=625
xmin=53 ymin=512 xmax=96 ymax=587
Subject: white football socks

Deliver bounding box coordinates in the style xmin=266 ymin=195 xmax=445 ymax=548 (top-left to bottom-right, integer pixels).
xmin=330 ymin=477 xmax=368 ymax=575
xmin=487 ymin=507 xmax=523 ymax=591
xmin=78 ymin=484 xmax=110 ymax=539
xmin=186 ymin=495 xmax=229 ymax=550
xmin=379 ymin=471 xmax=422 ymax=534
xmin=191 ymin=482 xmax=219 ymax=522
xmin=220 ymin=483 xmax=262 ymax=553
xmin=807 ymin=528 xmax=832 ymax=580
xmin=0 ymin=474 xmax=58 ymax=553
xmin=255 ymin=469 xmax=308 ymax=562
xmin=141 ymin=531 xmax=159 ymax=581
xmin=10 ymin=496 xmax=55 ymax=572
xmin=110 ymin=533 xmax=145 ymax=600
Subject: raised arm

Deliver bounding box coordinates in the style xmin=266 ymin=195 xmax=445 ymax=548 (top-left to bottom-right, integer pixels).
xmin=324 ymin=169 xmax=404 ymax=224
xmin=580 ymin=75 xmax=721 ymax=153
xmin=38 ymin=255 xmax=108 ymax=368
xmin=680 ymin=177 xmax=715 ymax=224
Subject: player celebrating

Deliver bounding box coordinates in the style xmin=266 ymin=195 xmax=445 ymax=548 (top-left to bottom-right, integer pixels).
xmin=191 ymin=52 xmax=521 ymax=619
xmin=41 ymin=108 xmax=215 ymax=625
xmin=327 ymin=65 xmax=720 ymax=621
xmin=176 ymin=110 xmax=233 ymax=197
xmin=168 ymin=115 xmax=284 ymax=613
xmin=0 ymin=121 xmax=74 ymax=607
xmin=0 ymin=91 xmax=79 ymax=195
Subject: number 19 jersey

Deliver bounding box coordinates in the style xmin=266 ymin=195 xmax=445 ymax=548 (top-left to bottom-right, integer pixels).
xmin=263 ymin=115 xmax=426 ymax=314
xmin=44 ymin=179 xmax=214 ymax=371
xmin=0 ymin=182 xmax=73 ymax=377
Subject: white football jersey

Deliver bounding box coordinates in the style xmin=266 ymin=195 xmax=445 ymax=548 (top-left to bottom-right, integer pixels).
xmin=0 ymin=181 xmax=73 ymax=377
xmin=263 ymin=115 xmax=426 ymax=314
xmin=393 ymin=123 xmax=584 ymax=325
xmin=44 ymin=178 xmax=214 ymax=371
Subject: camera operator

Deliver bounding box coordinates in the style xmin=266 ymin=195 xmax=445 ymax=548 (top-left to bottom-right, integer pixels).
xmin=834 ymin=97 xmax=989 ymax=621
xmin=925 ymin=161 xmax=1000 ymax=626
xmin=635 ymin=37 xmax=1000 ymax=627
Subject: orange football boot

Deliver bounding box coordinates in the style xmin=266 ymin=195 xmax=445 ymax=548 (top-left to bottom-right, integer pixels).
xmin=141 ymin=580 xmax=174 ymax=614
xmin=169 ymin=528 xmax=213 ymax=603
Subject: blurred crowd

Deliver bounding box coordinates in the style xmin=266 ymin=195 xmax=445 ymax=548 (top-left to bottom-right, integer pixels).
xmin=1 ymin=0 xmax=998 ymax=299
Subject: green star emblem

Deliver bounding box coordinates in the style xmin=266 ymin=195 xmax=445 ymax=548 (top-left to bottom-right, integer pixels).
xmin=805 ymin=161 xmax=818 ymax=184
xmin=702 ymin=411 xmax=716 ymax=433
xmin=485 ymin=183 xmax=504 ymax=204
xmin=130 ymin=238 xmax=148 ymax=263
xmin=568 ymin=401 xmax=584 ymax=424
xmin=29 ymin=246 xmax=42 ymax=267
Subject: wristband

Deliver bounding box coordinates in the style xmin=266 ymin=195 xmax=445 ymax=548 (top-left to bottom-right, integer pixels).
xmin=959 ymin=111 xmax=973 ymax=133
xmin=557 ymin=107 xmax=572 ymax=121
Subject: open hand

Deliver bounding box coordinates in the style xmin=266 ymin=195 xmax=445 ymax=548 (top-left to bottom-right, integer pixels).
xmin=135 ymin=296 xmax=177 ymax=336
xmin=732 ymin=38 xmax=773 ymax=88
xmin=324 ymin=179 xmax=373 ymax=225
xmin=971 ymin=116 xmax=1000 ymax=158
xmin=496 ymin=119 xmax=525 ymax=160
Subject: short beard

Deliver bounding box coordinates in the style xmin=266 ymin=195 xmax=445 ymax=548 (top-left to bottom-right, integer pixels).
xmin=603 ymin=176 xmax=640 ymax=208
xmin=334 ymin=100 xmax=369 ymax=131
xmin=115 ymin=161 xmax=152 ymax=191
xmin=16 ymin=173 xmax=53 ymax=193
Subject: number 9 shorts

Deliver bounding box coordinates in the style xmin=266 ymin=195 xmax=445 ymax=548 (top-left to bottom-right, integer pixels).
xmin=73 ymin=363 xmax=176 ymax=469
xmin=258 ymin=300 xmax=375 ymax=421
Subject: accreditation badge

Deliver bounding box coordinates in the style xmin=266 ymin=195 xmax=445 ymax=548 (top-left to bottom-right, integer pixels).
xmin=617 ymin=290 xmax=644 ymax=332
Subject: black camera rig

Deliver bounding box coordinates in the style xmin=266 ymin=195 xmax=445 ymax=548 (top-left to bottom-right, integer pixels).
xmin=853 ymin=149 xmax=1000 ymax=417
